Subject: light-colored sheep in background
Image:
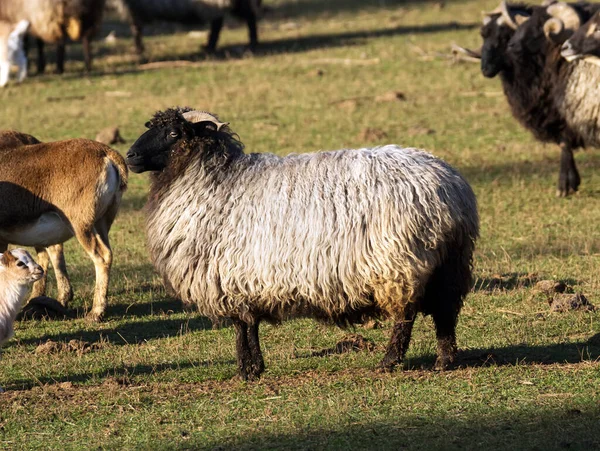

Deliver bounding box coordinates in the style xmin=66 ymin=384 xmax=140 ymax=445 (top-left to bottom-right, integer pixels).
xmin=0 ymin=20 xmax=29 ymax=88
xmin=0 ymin=130 xmax=128 ymax=321
xmin=0 ymin=0 xmax=106 ymax=74
xmin=126 ymin=108 xmax=479 ymax=380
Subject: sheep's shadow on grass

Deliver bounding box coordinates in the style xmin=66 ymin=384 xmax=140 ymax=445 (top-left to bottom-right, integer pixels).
xmin=16 ymin=315 xmax=214 ymax=348
xmin=405 ymin=335 xmax=600 ymax=370
xmin=6 ymin=358 xmax=237 ymax=391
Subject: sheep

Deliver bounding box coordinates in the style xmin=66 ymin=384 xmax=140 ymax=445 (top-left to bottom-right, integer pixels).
xmin=0 ymin=249 xmax=43 ymax=392
xmin=0 ymin=20 xmax=29 ymax=88
xmin=0 ymin=0 xmax=106 ymax=75
xmin=0 ymin=130 xmax=128 ymax=321
xmin=561 ymin=10 xmax=600 ymax=64
xmin=105 ymin=0 xmax=260 ymax=56
xmin=474 ymin=1 xmax=600 ymax=196
xmin=0 ymin=131 xmax=72 ymax=305
xmin=125 ymin=108 xmax=479 ymax=380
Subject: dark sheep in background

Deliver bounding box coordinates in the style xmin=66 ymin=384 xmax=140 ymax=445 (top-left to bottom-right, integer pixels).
xmin=126 ymin=108 xmax=479 ymax=380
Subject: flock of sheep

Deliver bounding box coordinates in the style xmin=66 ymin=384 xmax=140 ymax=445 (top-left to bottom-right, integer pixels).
xmin=0 ymin=0 xmax=261 ymax=86
xmin=1 ymin=0 xmax=600 ymax=385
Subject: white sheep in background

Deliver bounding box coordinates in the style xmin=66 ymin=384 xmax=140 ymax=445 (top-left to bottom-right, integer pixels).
xmin=0 ymin=20 xmax=29 ymax=88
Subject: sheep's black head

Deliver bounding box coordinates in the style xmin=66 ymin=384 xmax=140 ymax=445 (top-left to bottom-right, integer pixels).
xmin=562 ymin=10 xmax=600 ymax=63
xmin=126 ymin=108 xmax=229 ymax=173
xmin=479 ymin=2 xmax=531 ymax=78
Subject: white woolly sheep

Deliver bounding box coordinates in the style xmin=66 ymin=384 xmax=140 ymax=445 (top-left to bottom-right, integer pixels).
xmin=126 ymin=108 xmax=479 ymax=380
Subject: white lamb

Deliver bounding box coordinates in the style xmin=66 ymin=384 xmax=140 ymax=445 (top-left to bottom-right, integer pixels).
xmin=0 ymin=20 xmax=30 ymax=88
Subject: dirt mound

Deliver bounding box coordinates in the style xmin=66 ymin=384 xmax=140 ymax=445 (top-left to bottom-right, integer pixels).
xmin=35 ymin=339 xmax=104 ymax=356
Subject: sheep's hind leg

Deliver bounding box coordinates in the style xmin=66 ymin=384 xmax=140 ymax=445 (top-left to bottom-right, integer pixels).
xmin=246 ymin=321 xmax=264 ymax=378
xmin=206 ymin=18 xmax=224 ymax=54
xmin=47 ymin=244 xmax=73 ymax=306
xmin=379 ymin=302 xmax=417 ymax=372
xmin=431 ymin=304 xmax=459 ymax=371
xmin=233 ymin=319 xmax=255 ymax=381
xmin=76 ymin=223 xmax=112 ymax=322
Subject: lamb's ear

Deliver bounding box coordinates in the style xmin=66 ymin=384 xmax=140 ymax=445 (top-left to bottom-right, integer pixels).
xmin=0 ymin=251 xmax=15 ymax=266
xmin=182 ymin=111 xmax=229 ymax=132
xmin=144 ymin=121 xmax=152 ymax=129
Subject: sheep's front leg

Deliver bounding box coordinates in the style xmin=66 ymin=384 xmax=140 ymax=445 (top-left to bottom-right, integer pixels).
xmin=380 ymin=302 xmax=417 ymax=372
xmin=557 ymin=143 xmax=580 ymax=197
xmin=233 ymin=319 xmax=252 ymax=380
xmin=206 ymin=18 xmax=224 ymax=53
xmin=246 ymin=13 xmax=258 ymax=51
xmin=76 ymin=225 xmax=112 ymax=322
xmin=247 ymin=321 xmax=264 ymax=378
xmin=82 ymin=36 xmax=92 ymax=72
xmin=47 ymin=244 xmax=73 ymax=307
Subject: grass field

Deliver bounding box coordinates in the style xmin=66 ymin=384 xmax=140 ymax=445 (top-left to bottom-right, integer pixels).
xmin=2 ymin=0 xmax=600 ymax=449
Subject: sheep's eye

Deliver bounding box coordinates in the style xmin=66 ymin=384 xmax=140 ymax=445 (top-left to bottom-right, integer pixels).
xmin=169 ymin=131 xmax=179 ymax=138
xmin=16 ymin=261 xmax=25 ymax=268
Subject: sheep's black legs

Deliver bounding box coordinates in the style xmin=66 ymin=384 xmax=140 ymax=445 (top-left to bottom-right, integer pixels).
xmin=558 ymin=143 xmax=580 ymax=197
xmin=206 ymin=18 xmax=224 ymax=53
xmin=56 ymin=41 xmax=66 ymax=75
xmin=131 ymin=20 xmax=145 ymax=55
xmin=83 ymin=36 xmax=92 ymax=72
xmin=380 ymin=302 xmax=417 ymax=372
xmin=36 ymin=39 xmax=46 ymax=75
xmin=246 ymin=13 xmax=258 ymax=51
xmin=431 ymin=305 xmax=459 ymax=371
xmin=246 ymin=321 xmax=264 ymax=377
xmin=233 ymin=319 xmax=253 ymax=380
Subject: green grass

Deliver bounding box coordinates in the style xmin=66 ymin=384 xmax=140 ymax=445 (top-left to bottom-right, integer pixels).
xmin=2 ymin=0 xmax=600 ymax=449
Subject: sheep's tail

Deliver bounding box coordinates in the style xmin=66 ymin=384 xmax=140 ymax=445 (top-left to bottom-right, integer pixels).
xmin=105 ymin=148 xmax=128 ymax=191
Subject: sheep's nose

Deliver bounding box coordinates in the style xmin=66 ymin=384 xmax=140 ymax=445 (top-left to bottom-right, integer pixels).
xmin=126 ymin=150 xmax=138 ymax=159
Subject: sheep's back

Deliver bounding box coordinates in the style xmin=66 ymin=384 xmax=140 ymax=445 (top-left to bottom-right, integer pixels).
xmin=108 ymin=0 xmax=232 ymax=23
xmin=147 ymin=145 xmax=477 ymax=320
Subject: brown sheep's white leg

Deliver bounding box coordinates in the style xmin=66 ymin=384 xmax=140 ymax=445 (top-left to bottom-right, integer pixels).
xmin=379 ymin=302 xmax=418 ymax=372
xmin=47 ymin=244 xmax=73 ymax=307
xmin=30 ymin=247 xmax=50 ymax=299
xmin=76 ymin=224 xmax=112 ymax=322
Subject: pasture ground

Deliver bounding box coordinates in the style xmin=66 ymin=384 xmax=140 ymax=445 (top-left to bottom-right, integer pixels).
xmin=1 ymin=0 xmax=600 ymax=449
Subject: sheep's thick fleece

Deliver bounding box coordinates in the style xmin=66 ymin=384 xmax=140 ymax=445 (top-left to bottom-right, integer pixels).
xmin=147 ymin=144 xmax=478 ymax=323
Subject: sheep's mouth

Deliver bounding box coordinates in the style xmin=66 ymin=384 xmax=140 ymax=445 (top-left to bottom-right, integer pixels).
xmin=28 ymin=270 xmax=44 ymax=282
xmin=560 ymin=49 xmax=581 ymax=61
xmin=127 ymin=164 xmax=146 ymax=174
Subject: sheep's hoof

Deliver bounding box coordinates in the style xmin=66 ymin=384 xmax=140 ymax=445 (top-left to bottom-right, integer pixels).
xmin=377 ymin=361 xmax=397 ymax=373
xmin=434 ymin=356 xmax=455 ymax=371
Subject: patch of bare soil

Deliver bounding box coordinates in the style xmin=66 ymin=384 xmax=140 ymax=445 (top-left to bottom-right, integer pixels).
xmin=358 ymin=127 xmax=388 ymax=142
xmin=35 ymin=339 xmax=105 ymax=356
xmin=310 ymin=334 xmax=377 ymax=357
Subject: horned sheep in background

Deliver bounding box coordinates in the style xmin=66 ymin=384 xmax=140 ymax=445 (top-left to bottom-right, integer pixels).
xmin=126 ymin=107 xmax=479 ymax=380
xmin=474 ymin=1 xmax=600 ymax=196
xmin=0 ymin=0 xmax=106 ymax=75
xmin=105 ymin=0 xmax=261 ymax=56
xmin=0 ymin=130 xmax=128 ymax=321
xmin=561 ymin=10 xmax=600 ymax=63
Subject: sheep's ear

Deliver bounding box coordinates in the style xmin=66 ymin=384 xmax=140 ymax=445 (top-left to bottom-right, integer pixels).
xmin=144 ymin=121 xmax=152 ymax=129
xmin=0 ymin=251 xmax=15 ymax=266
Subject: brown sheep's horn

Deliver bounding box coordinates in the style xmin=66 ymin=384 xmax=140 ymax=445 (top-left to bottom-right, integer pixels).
xmin=182 ymin=111 xmax=229 ymax=131
xmin=544 ymin=2 xmax=581 ymax=43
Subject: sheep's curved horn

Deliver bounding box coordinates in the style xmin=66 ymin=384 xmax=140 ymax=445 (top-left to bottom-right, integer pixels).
xmin=500 ymin=0 xmax=519 ymax=30
xmin=544 ymin=2 xmax=581 ymax=43
xmin=182 ymin=111 xmax=229 ymax=131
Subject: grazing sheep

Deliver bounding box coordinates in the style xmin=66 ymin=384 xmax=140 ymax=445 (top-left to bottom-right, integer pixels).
xmin=475 ymin=1 xmax=600 ymax=196
xmin=126 ymin=108 xmax=479 ymax=380
xmin=0 ymin=0 xmax=106 ymax=74
xmin=106 ymin=0 xmax=260 ymax=56
xmin=0 ymin=130 xmax=128 ymax=321
xmin=0 ymin=20 xmax=29 ymax=88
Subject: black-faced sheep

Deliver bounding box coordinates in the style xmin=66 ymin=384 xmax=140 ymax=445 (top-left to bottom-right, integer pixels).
xmin=0 ymin=130 xmax=128 ymax=321
xmin=126 ymin=108 xmax=479 ymax=380
xmin=106 ymin=0 xmax=260 ymax=56
xmin=561 ymin=10 xmax=600 ymax=63
xmin=475 ymin=1 xmax=600 ymax=196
